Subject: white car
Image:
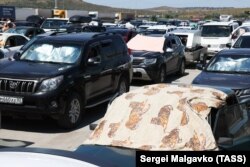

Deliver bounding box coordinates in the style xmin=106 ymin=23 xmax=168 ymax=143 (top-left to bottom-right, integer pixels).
xmin=231 ymin=24 xmax=250 ymax=45
xmin=231 ymin=32 xmax=250 ymax=48
xmin=0 ymin=33 xmax=29 ymax=58
xmin=40 ymin=18 xmax=69 ymax=32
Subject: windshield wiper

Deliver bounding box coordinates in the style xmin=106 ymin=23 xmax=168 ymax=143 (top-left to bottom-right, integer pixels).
xmin=36 ymin=61 xmax=71 ymax=65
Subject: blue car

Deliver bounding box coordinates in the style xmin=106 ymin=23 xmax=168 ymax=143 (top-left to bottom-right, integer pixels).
xmin=193 ymin=48 xmax=250 ymax=103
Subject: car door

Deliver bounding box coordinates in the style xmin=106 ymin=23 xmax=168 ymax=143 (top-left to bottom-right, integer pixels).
xmin=172 ymin=36 xmax=184 ymax=71
xmin=163 ymin=37 xmax=176 ymax=73
xmin=84 ymin=42 xmax=112 ymax=99
xmin=4 ymin=35 xmax=27 ymax=57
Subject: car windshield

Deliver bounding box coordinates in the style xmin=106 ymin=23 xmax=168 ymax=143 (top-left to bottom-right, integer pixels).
xmin=233 ymin=36 xmax=250 ymax=48
xmin=41 ymin=20 xmax=68 ymax=29
xmin=20 ymin=43 xmax=81 ymax=64
xmin=20 ymin=36 xmax=42 ymax=51
xmin=206 ymin=54 xmax=250 ymax=73
xmin=201 ymin=25 xmax=231 ymax=37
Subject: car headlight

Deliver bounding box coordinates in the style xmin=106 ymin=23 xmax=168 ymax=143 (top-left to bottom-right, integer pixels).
xmin=219 ymin=44 xmax=227 ymax=48
xmin=242 ymin=89 xmax=250 ymax=95
xmin=143 ymin=58 xmax=157 ymax=65
xmin=38 ymin=75 xmax=63 ymax=92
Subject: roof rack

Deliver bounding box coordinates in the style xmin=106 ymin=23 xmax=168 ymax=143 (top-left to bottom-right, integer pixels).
xmin=92 ymin=32 xmax=117 ymax=38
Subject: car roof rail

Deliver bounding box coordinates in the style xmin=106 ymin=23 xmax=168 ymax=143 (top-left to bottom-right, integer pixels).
xmin=92 ymin=32 xmax=117 ymax=38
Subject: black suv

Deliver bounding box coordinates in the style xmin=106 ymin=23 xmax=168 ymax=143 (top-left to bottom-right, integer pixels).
xmin=131 ymin=34 xmax=185 ymax=83
xmin=0 ymin=32 xmax=132 ymax=128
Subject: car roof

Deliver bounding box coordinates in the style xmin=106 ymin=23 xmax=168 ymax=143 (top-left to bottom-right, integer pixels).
xmin=219 ymin=48 xmax=250 ymax=55
xmin=36 ymin=32 xmax=113 ymax=43
xmin=0 ymin=33 xmax=28 ymax=38
xmin=241 ymin=32 xmax=250 ymax=36
xmin=203 ymin=21 xmax=237 ymax=26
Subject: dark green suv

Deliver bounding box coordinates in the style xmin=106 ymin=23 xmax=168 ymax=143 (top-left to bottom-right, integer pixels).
xmin=0 ymin=32 xmax=132 ymax=128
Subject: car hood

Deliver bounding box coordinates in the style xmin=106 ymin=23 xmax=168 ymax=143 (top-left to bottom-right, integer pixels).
xmin=132 ymin=50 xmax=160 ymax=58
xmin=76 ymin=145 xmax=135 ymax=167
xmin=0 ymin=59 xmax=74 ymax=78
xmin=193 ymin=71 xmax=250 ymax=89
xmin=84 ymin=84 xmax=229 ymax=151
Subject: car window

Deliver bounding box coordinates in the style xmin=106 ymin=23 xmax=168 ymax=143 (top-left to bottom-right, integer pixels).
xmin=201 ymin=26 xmax=231 ymax=37
xmin=113 ymin=37 xmax=127 ymax=56
xmin=171 ymin=38 xmax=177 ymax=48
xmin=15 ymin=36 xmax=29 ymax=46
xmin=21 ymin=43 xmax=81 ymax=64
xmin=233 ymin=36 xmax=250 ymax=48
xmin=206 ymin=54 xmax=250 ymax=73
xmin=5 ymin=36 xmax=16 ymax=47
xmin=99 ymin=39 xmax=116 ymax=58
xmin=213 ymin=102 xmax=250 ymax=142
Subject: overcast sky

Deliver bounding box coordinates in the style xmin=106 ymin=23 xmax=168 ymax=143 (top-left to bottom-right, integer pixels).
xmin=84 ymin=0 xmax=250 ymax=9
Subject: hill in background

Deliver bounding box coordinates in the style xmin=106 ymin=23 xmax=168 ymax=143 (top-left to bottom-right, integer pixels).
xmin=1 ymin=0 xmax=250 ymax=19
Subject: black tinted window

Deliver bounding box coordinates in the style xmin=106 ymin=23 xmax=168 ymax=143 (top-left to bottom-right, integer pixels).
xmin=99 ymin=39 xmax=116 ymax=58
xmin=113 ymin=37 xmax=127 ymax=55
xmin=16 ymin=36 xmax=28 ymax=46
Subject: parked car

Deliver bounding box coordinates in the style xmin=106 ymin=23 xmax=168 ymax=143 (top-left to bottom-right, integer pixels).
xmin=1 ymin=83 xmax=249 ymax=166
xmin=193 ymin=48 xmax=250 ymax=103
xmin=200 ymin=21 xmax=239 ymax=57
xmin=230 ymin=24 xmax=250 ymax=45
xmin=171 ymin=29 xmax=208 ymax=64
xmin=40 ymin=18 xmax=69 ymax=32
xmin=5 ymin=26 xmax=45 ymax=39
xmin=0 ymin=32 xmax=132 ymax=128
xmin=106 ymin=27 xmax=137 ymax=43
xmin=230 ymin=32 xmax=250 ymax=48
xmin=0 ymin=33 xmax=29 ymax=58
xmin=127 ymin=34 xmax=185 ymax=83
xmin=14 ymin=21 xmax=40 ymax=27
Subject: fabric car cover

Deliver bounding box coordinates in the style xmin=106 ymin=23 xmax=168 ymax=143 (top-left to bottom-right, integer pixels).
xmin=127 ymin=34 xmax=165 ymax=53
xmin=84 ymin=84 xmax=228 ymax=151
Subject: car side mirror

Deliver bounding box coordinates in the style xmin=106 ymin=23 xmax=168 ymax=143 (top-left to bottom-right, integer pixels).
xmin=166 ymin=48 xmax=174 ymax=53
xmin=226 ymin=43 xmax=231 ymax=48
xmin=231 ymin=33 xmax=237 ymax=40
xmin=4 ymin=45 xmax=10 ymax=49
xmin=13 ymin=52 xmax=21 ymax=60
xmin=89 ymin=124 xmax=98 ymax=131
xmin=87 ymin=57 xmax=101 ymax=65
xmin=196 ymin=63 xmax=204 ymax=70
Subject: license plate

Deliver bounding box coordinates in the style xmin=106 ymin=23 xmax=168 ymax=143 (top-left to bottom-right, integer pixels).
xmin=0 ymin=95 xmax=23 ymax=104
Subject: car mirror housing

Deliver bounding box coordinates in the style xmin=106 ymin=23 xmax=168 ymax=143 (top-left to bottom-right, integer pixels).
xmin=13 ymin=52 xmax=21 ymax=60
xmin=226 ymin=43 xmax=232 ymax=48
xmin=196 ymin=63 xmax=204 ymax=70
xmin=166 ymin=48 xmax=174 ymax=53
xmin=87 ymin=57 xmax=101 ymax=65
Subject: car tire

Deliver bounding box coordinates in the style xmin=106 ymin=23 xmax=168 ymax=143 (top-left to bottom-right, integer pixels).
xmin=155 ymin=66 xmax=166 ymax=83
xmin=177 ymin=60 xmax=185 ymax=76
xmin=117 ymin=76 xmax=129 ymax=95
xmin=57 ymin=92 xmax=83 ymax=129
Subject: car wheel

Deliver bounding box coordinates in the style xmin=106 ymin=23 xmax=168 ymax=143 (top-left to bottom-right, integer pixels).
xmin=155 ymin=66 xmax=166 ymax=83
xmin=57 ymin=93 xmax=83 ymax=129
xmin=178 ymin=60 xmax=185 ymax=76
xmin=117 ymin=76 xmax=129 ymax=95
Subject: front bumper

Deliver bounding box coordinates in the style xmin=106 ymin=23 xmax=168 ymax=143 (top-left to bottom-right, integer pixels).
xmin=0 ymin=90 xmax=67 ymax=116
xmin=132 ymin=64 xmax=159 ymax=81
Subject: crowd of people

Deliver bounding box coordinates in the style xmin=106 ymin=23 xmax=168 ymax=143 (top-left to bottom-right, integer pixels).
xmin=0 ymin=18 xmax=16 ymax=32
